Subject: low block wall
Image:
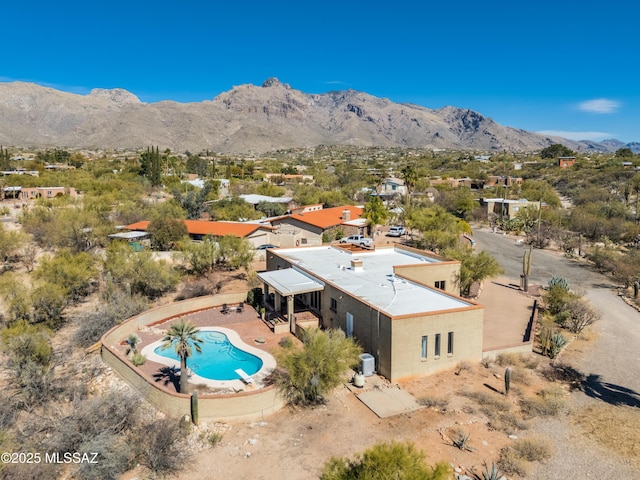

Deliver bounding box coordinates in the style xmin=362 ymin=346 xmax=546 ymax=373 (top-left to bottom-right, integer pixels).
xmin=101 ymin=293 xmax=285 ymax=422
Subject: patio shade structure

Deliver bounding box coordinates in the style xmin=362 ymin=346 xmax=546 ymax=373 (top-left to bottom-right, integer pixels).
xmin=257 ymin=268 xmax=325 ymax=333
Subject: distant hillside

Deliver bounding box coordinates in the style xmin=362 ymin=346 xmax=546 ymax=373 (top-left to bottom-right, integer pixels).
xmin=0 ymin=78 xmax=636 ymax=154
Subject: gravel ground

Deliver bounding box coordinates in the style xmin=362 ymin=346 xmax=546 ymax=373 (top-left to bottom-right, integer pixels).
xmin=472 ymin=228 xmax=640 ymax=479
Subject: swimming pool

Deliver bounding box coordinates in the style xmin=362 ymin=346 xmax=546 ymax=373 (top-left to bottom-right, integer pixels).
xmin=154 ymin=330 xmax=263 ymax=380
xmin=141 ymin=327 xmax=276 ymax=389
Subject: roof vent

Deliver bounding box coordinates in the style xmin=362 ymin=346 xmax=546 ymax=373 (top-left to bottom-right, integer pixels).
xmin=350 ymin=258 xmax=363 ymax=272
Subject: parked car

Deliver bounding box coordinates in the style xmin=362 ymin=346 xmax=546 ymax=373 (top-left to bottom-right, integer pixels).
xmin=387 ymin=226 xmax=406 ymax=237
xmin=339 ymin=235 xmax=374 ymax=247
xmin=256 ymin=244 xmax=278 ymax=250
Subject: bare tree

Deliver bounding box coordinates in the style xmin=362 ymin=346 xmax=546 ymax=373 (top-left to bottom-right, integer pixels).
xmin=565 ymin=299 xmax=600 ymax=335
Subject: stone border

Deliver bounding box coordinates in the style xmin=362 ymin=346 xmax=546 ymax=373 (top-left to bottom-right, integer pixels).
xmin=100 ymin=293 xmax=285 ymax=422
xmin=141 ymin=326 xmax=277 ymax=391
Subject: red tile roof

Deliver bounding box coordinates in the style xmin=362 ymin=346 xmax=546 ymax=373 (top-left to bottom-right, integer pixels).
xmin=124 ymin=220 xmax=270 ymax=237
xmin=287 ymin=205 xmax=363 ymax=229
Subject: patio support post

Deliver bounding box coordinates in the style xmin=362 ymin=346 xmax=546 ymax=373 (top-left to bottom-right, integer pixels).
xmin=274 ymin=292 xmax=282 ymax=313
xmin=287 ymin=295 xmax=295 ymax=333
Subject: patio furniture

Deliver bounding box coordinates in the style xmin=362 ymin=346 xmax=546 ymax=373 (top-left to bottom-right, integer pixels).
xmin=237 ymin=302 xmax=244 ymax=313
xmin=221 ymin=303 xmax=229 ymax=314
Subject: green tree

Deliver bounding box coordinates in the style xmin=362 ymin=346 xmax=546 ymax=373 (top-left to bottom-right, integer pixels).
xmin=177 ymin=235 xmax=219 ymax=275
xmin=445 ymin=246 xmax=504 ymax=297
xmin=35 ymin=249 xmax=98 ymax=303
xmin=173 ymin=182 xmax=213 ymax=220
xmin=147 ymin=217 xmax=188 ymax=250
xmin=161 ymin=320 xmax=204 ymax=393
xmin=105 ymin=242 xmax=179 ymax=299
xmin=540 ymin=143 xmax=574 ymax=159
xmin=217 ymin=235 xmax=254 ymax=271
xmin=401 ymin=165 xmax=418 ymax=199
xmin=209 ymin=197 xmax=260 ymax=221
xmin=361 ymin=196 xmax=389 ymax=235
xmin=275 ymin=328 xmax=362 ymax=406
xmin=0 ymin=145 xmax=11 ymax=170
xmin=256 ymin=201 xmax=287 ymax=217
xmin=321 ymin=441 xmax=451 ymax=480
xmin=140 ymin=146 xmax=162 ymax=186
xmin=256 ymin=182 xmax=286 ymax=197
xmin=407 ymin=205 xmax=471 ymax=253
xmin=615 ymin=147 xmax=634 ymax=158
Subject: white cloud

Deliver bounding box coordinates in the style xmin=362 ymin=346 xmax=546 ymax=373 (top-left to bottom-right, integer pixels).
xmin=578 ymin=98 xmax=620 ymax=114
xmin=537 ymin=130 xmax=614 ymax=141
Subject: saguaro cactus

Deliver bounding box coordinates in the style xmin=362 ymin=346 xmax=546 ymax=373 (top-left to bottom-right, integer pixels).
xmin=504 ymin=367 xmax=511 ymax=395
xmin=522 ymin=246 xmax=533 ymax=292
xmin=191 ymin=391 xmax=199 ymax=425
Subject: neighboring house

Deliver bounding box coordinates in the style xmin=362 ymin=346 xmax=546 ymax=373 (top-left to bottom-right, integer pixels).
xmin=239 ymin=194 xmax=294 ymax=211
xmin=124 ymin=220 xmax=275 ymax=248
xmin=269 ymin=205 xmax=365 ymax=247
xmin=258 ymin=244 xmax=484 ymax=381
xmin=263 ymin=173 xmax=314 ymax=184
xmin=2 ymin=186 xmax=77 ymax=200
xmin=558 ymin=157 xmax=576 ymax=168
xmin=478 ymin=198 xmax=540 ymax=220
xmin=380 ymin=177 xmax=407 ymax=196
xmin=484 ymin=176 xmax=523 ymax=188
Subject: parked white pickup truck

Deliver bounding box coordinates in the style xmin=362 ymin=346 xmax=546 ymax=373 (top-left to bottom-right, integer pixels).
xmin=339 ymin=235 xmax=374 ymax=248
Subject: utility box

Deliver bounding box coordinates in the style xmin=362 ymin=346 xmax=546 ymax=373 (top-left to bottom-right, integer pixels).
xmin=359 ymin=353 xmax=375 ymax=377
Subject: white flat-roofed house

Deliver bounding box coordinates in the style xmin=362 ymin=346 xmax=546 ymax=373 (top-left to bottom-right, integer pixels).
xmin=259 ymin=244 xmax=484 ymax=381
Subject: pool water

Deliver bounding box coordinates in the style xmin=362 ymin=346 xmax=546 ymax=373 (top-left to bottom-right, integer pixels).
xmin=155 ymin=331 xmax=263 ymax=381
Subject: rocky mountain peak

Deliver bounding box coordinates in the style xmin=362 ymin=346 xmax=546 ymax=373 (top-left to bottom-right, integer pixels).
xmin=261 ymin=78 xmax=290 ymax=89
xmin=88 ymin=88 xmax=141 ymax=105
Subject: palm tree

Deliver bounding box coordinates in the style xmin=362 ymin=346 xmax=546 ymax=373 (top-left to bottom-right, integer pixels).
xmin=125 ymin=334 xmax=140 ymax=358
xmin=161 ymin=320 xmax=204 ymax=393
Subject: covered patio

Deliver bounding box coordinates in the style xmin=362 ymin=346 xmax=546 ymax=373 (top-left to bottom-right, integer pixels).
xmin=257 ymin=268 xmax=325 ymax=334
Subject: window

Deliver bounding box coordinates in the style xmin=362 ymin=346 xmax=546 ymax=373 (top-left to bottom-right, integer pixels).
xmin=435 ymin=280 xmax=446 ymax=290
xmin=448 ymin=331 xmax=454 ymax=355
xmin=330 ymin=297 xmax=338 ymax=312
xmin=434 ymin=334 xmax=441 ymax=358
xmin=421 ymin=336 xmax=428 ymax=359
xmin=346 ymin=312 xmax=353 ymax=338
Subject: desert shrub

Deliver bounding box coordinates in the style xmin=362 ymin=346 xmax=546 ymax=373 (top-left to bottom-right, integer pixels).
xmin=131 ymin=352 xmax=146 ymax=366
xmin=174 ymin=281 xmax=213 ymax=301
xmin=73 ymin=291 xmax=147 ymax=348
xmin=44 ymin=390 xmax=141 ymax=454
xmin=135 ymin=417 xmax=190 ymax=475
xmin=278 ymin=336 xmax=294 ymax=349
xmin=72 ymin=432 xmax=134 ymax=480
xmin=1 ymin=321 xmax=53 ymax=367
xmin=455 ymin=360 xmax=473 ymax=374
xmin=508 ymin=367 xmax=534 ymax=386
xmin=497 ymin=446 xmax=528 ymax=476
xmin=417 ymin=395 xmax=450 ymax=410
xmin=0 ymin=460 xmax=62 ymax=480
xmin=495 ymin=352 xmax=538 ymax=369
xmin=486 ymin=411 xmax=529 ymax=435
xmin=321 ymin=441 xmax=451 ymax=480
xmin=520 ymin=387 xmax=566 ymax=419
xmin=495 ymin=352 xmax=523 ymax=367
xmin=510 ymin=437 xmax=553 ymax=462
xmin=450 ymin=429 xmax=475 ymax=451
xmin=275 ymin=328 xmax=362 ymax=406
xmin=9 ymin=360 xmax=57 ymax=411
xmin=201 ymin=431 xmax=224 ymax=447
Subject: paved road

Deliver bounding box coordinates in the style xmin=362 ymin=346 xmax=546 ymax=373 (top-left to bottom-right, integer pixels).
xmin=472 ymin=227 xmax=640 ymax=479
xmin=473 ymin=227 xmax=640 ymax=395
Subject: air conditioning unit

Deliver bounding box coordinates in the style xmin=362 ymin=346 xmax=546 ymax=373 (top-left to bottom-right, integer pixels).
xmin=359 ymin=353 xmax=375 ymax=377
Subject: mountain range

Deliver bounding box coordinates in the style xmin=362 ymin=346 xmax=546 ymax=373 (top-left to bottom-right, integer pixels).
xmin=0 ymin=78 xmax=637 ymax=155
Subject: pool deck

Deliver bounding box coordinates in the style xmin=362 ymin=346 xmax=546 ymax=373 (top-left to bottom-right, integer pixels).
xmin=121 ymin=303 xmax=294 ymax=395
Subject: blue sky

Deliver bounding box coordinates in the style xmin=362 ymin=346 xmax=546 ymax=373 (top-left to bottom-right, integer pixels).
xmin=2 ymin=0 xmax=639 ymax=143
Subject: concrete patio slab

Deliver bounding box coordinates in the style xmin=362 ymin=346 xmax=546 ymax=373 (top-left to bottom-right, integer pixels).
xmin=356 ymin=386 xmax=424 ymax=418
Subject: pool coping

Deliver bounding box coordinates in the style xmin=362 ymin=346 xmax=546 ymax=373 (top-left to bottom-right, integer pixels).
xmin=141 ymin=326 xmax=277 ymax=391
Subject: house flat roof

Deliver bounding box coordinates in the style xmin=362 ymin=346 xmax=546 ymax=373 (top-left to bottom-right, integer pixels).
xmin=272 ymin=245 xmax=474 ymax=317
xmin=258 ymin=269 xmax=325 ymax=296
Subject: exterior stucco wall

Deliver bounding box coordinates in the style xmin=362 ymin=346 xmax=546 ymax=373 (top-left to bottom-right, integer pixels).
xmin=390 ymin=307 xmax=484 ymax=381
xmin=271 ymin=218 xmax=324 ymax=246
xmin=393 ymin=262 xmax=461 ymax=296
